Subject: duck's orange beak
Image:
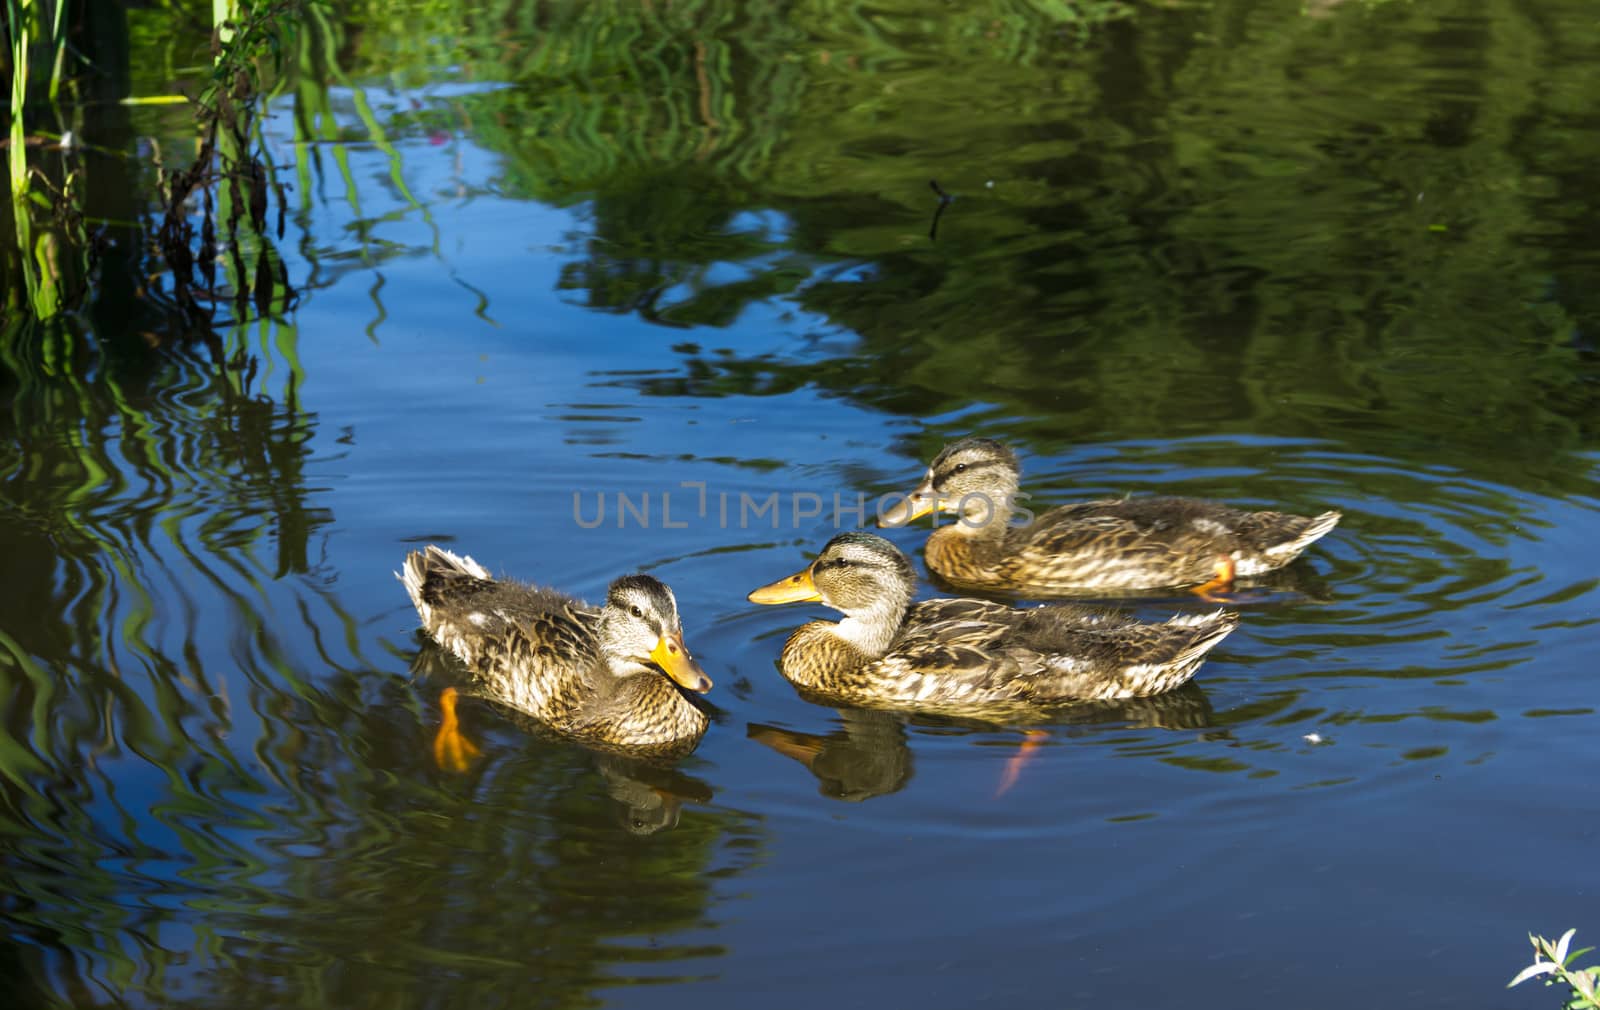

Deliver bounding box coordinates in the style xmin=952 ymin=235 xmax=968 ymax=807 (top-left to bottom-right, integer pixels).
xmin=650 ymin=631 xmax=711 ymax=693
xmin=747 ymin=566 xmax=822 ymax=605
xmin=877 ymin=492 xmax=939 ymax=527
xmin=877 ymin=474 xmax=942 ymax=527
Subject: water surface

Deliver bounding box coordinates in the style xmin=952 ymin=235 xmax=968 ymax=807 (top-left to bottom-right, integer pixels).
xmin=2 ymin=1 xmax=1598 ymax=1007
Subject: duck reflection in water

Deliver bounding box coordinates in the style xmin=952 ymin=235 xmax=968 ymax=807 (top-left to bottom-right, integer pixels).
xmin=408 ymin=638 xmax=716 ymax=834
xmin=600 ymin=755 xmax=715 ymax=835
xmin=751 ymin=681 xmax=1217 ymax=800
xmin=748 ymin=709 xmax=913 ymax=802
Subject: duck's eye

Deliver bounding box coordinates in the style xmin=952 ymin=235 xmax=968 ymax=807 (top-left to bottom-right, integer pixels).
xmin=630 ymin=605 xmax=643 ymax=618
xmin=953 ymin=463 xmax=968 ymax=474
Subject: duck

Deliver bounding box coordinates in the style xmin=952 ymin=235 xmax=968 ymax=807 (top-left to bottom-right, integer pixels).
xmin=746 ymin=532 xmax=1237 ymax=711
xmin=399 ymin=545 xmax=712 ymax=763
xmin=878 ymin=437 xmax=1341 ymax=597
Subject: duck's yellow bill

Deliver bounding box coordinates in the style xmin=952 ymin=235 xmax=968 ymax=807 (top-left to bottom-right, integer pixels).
xmin=877 ymin=492 xmax=938 ymax=528
xmin=747 ymin=567 xmax=822 ymax=605
xmin=651 ymin=632 xmax=712 ymax=693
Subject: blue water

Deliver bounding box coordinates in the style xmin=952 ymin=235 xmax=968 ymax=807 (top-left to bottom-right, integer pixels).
xmin=2 ymin=2 xmax=1598 ymax=1007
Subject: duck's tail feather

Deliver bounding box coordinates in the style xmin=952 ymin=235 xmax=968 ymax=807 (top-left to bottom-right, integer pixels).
xmin=1260 ymin=509 xmax=1342 ymax=565
xmin=1167 ymin=609 xmax=1239 ymax=670
xmin=397 ymin=545 xmax=492 ymax=628
xmin=1116 ymin=609 xmax=1239 ymax=698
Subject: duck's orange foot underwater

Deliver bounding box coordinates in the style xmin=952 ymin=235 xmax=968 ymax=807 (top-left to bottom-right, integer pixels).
xmin=1191 ymin=556 xmax=1237 ymax=604
xmin=995 ymin=729 xmax=1050 ymax=797
xmin=433 ymin=687 xmax=483 ymax=772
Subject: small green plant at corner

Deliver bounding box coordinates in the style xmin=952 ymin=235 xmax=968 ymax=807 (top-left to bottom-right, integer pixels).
xmin=1510 ymin=930 xmax=1600 ymax=1009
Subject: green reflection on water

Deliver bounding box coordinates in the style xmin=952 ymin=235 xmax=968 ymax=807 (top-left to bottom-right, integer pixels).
xmin=317 ymin=0 xmax=1597 ymax=483
xmin=0 ymin=310 xmax=763 ymax=1005
xmin=2 ymin=0 xmax=1599 ymax=1007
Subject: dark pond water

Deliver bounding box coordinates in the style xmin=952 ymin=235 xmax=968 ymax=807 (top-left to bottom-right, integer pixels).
xmin=3 ymin=0 xmax=1599 ymax=1007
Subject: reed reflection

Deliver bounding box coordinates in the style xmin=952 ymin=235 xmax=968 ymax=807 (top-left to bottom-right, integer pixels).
xmin=0 ymin=314 xmax=762 ymax=1007
xmin=0 ymin=310 xmax=348 ymax=1005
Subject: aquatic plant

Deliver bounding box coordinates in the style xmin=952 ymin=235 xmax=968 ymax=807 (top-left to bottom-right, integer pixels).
xmin=1510 ymin=930 xmax=1600 ymax=1009
xmin=151 ymin=0 xmax=303 ymax=324
xmin=5 ymin=0 xmax=82 ymax=318
xmin=2 ymin=0 xmax=306 ymax=322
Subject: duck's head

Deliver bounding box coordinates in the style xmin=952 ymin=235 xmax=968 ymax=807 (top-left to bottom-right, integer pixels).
xmin=878 ymin=436 xmax=1020 ymax=528
xmin=598 ymin=575 xmax=712 ymax=693
xmin=746 ymin=532 xmax=915 ymax=619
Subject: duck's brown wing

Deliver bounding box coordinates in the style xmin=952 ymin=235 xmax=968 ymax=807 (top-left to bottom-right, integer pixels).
xmin=1002 ymin=609 xmax=1239 ymax=700
xmin=999 ymin=499 xmax=1236 ymax=586
xmin=897 ymin=598 xmax=1115 ymax=661
xmin=490 ymin=597 xmax=598 ymax=662
xmin=1009 ymin=498 xmax=1340 ymax=577
xmin=906 ymin=596 xmax=1018 ymax=627
xmin=878 ymin=599 xmax=1027 ymax=696
xmin=898 ymin=597 xmax=1030 ymax=655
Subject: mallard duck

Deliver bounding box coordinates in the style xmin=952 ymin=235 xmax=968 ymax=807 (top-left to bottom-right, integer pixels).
xmin=879 ymin=437 xmax=1341 ymax=597
xmin=399 ymin=546 xmax=711 ymax=762
xmin=746 ymin=532 xmax=1237 ymax=711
